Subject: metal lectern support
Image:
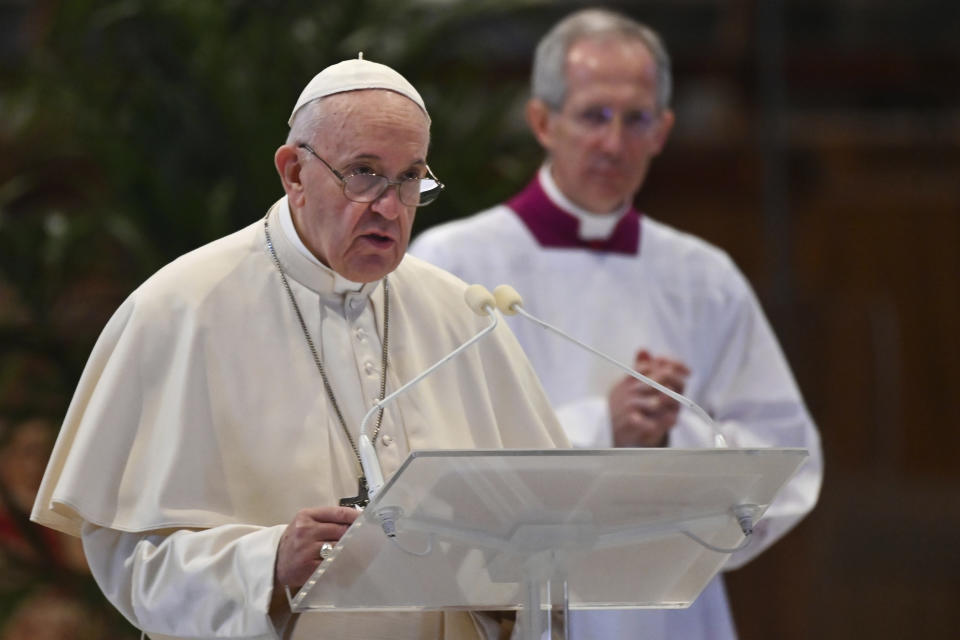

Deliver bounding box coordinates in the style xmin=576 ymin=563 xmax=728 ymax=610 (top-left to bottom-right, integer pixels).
xmin=521 ymin=575 xmax=544 ymax=640
xmin=517 ymin=551 xmax=566 ymax=640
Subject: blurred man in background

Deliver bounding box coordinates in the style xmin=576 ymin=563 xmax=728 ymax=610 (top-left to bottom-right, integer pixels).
xmin=412 ymin=8 xmax=823 ymax=639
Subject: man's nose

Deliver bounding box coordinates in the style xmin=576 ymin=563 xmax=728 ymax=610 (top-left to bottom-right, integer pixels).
xmin=597 ymin=117 xmax=626 ymax=155
xmin=370 ymin=183 xmax=405 ymax=219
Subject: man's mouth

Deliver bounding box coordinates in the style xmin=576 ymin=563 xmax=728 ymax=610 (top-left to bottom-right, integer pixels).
xmin=359 ymin=232 xmax=395 ymax=248
xmin=589 ymin=162 xmax=626 ymax=176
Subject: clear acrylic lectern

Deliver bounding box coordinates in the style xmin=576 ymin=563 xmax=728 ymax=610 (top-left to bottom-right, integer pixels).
xmin=290 ymin=448 xmax=807 ymax=639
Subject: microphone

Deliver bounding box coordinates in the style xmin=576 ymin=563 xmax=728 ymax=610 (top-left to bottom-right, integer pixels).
xmin=493 ymin=284 xmax=729 ymax=448
xmin=358 ymin=284 xmax=500 ymax=504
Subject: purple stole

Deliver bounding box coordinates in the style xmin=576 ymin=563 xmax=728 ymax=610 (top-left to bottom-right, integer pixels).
xmin=506 ymin=174 xmax=641 ymax=254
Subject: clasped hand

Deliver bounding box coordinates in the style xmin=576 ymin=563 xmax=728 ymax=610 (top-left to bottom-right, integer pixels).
xmin=608 ymin=349 xmax=690 ymax=448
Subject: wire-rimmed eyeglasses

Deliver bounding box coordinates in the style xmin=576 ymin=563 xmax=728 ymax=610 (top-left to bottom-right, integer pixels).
xmin=298 ymin=143 xmax=444 ymax=207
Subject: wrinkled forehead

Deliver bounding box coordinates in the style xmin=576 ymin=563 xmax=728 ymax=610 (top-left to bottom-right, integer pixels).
xmin=311 ymin=90 xmax=431 ymax=156
xmin=567 ymin=36 xmax=656 ymax=83
xmin=563 ymin=37 xmax=660 ymax=104
xmin=318 ymin=89 xmax=429 ymax=123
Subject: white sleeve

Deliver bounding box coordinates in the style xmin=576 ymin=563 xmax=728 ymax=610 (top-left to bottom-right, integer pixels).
xmin=81 ymin=522 xmax=288 ymax=640
xmin=671 ymin=272 xmax=823 ymax=570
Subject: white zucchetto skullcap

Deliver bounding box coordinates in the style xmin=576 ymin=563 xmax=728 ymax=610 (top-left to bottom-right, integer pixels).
xmin=288 ymin=52 xmax=429 ymax=126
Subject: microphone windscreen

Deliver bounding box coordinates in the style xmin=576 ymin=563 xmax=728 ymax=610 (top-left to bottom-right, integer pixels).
xmin=493 ymin=285 xmax=523 ymax=315
xmin=464 ymin=284 xmax=496 ymax=316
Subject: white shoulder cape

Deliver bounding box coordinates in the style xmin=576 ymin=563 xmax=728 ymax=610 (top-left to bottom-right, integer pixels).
xmin=33 ymin=204 xmax=568 ymax=537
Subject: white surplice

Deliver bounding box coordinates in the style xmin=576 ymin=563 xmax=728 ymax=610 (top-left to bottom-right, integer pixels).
xmin=32 ymin=196 xmax=569 ymax=640
xmin=410 ymin=167 xmax=823 ymax=640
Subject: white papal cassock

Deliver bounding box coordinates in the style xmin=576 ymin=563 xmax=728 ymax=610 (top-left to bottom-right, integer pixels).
xmin=32 ymin=196 xmax=569 ymax=640
xmin=410 ymin=166 xmax=823 ymax=640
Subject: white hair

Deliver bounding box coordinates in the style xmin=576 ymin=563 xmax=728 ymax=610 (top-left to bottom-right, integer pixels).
xmin=531 ymin=8 xmax=673 ymax=111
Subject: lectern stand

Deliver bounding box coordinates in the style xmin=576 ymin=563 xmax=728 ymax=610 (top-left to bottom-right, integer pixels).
xmin=290 ymin=448 xmax=806 ymax=639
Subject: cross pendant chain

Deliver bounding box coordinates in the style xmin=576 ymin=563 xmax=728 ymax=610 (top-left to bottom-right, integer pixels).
xmin=263 ymin=215 xmax=389 ymax=512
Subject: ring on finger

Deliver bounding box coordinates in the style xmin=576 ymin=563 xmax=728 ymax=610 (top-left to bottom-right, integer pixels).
xmin=319 ymin=541 xmax=334 ymax=560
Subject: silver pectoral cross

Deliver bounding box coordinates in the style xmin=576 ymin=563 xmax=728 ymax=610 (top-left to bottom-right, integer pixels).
xmin=339 ymin=476 xmax=369 ymax=510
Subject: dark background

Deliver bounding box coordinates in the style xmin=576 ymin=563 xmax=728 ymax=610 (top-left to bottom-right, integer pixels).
xmin=1 ymin=1 xmax=958 ymax=638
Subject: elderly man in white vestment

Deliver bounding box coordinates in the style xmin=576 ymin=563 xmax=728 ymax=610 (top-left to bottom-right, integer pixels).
xmin=30 ymin=57 xmax=569 ymax=640
xmin=411 ymin=8 xmax=823 ymax=640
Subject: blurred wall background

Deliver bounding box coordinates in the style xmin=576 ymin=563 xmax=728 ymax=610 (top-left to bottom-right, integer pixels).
xmin=1 ymin=1 xmax=957 ymax=638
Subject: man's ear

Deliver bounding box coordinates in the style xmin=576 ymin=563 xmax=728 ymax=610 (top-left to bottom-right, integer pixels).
xmin=525 ymin=98 xmax=556 ymax=152
xmin=274 ymin=144 xmax=305 ymax=207
xmin=649 ymin=109 xmax=675 ymax=157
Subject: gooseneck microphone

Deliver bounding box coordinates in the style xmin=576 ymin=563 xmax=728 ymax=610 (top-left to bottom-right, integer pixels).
xmin=358 ymin=284 xmax=499 ymax=503
xmin=493 ymin=284 xmax=729 ymax=448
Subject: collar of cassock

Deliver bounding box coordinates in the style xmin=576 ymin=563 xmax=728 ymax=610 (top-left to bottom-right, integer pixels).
xmin=272 ymin=196 xmax=381 ymax=299
xmin=506 ymin=164 xmax=641 ymax=254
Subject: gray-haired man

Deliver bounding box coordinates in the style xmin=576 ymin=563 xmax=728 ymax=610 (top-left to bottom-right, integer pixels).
xmin=412 ymin=9 xmax=823 ymax=639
